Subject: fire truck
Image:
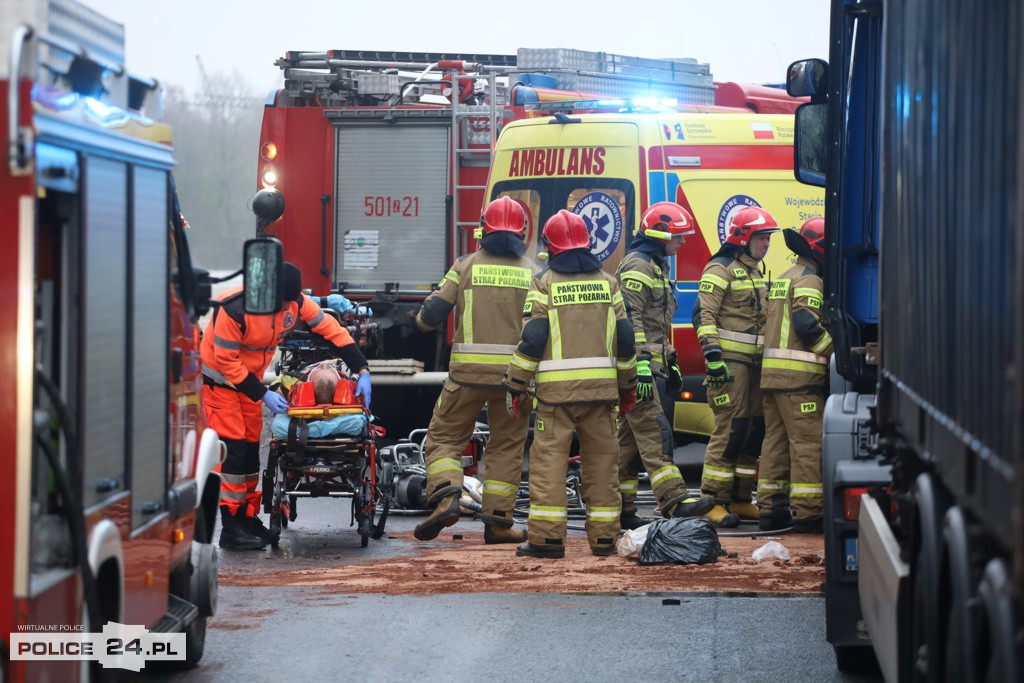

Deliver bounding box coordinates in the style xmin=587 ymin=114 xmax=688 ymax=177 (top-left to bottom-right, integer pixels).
xmin=1 ymin=6 xmax=222 ymax=678
xmin=255 ymin=48 xmax=813 ymax=436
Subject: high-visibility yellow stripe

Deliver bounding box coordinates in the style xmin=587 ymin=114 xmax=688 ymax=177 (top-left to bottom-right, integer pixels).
xmin=462 ymin=289 xmax=473 ymax=344
xmin=650 ymin=465 xmax=683 ymax=487
xmin=617 ymin=357 xmax=637 ymax=371
xmin=606 ymin=308 xmax=615 ymax=356
xmin=794 ymin=287 xmax=822 ymax=299
xmin=696 ymin=325 xmax=718 ymax=338
xmin=426 ymin=458 xmax=463 ymax=476
xmin=791 ymin=483 xmax=824 ymax=497
xmin=700 ymin=273 xmax=729 ymax=289
xmin=720 ymin=338 xmax=763 ymax=355
xmin=526 ymin=291 xmax=548 ymax=306
xmin=529 ymin=505 xmax=567 ymax=521
xmin=735 ymin=467 xmax=757 ymax=478
xmin=619 ymin=479 xmax=639 ymax=494
xmin=586 ymin=506 xmax=622 ymax=521
xmin=483 ymin=480 xmax=519 ymax=498
xmin=443 ymin=268 xmax=460 ymax=285
xmin=811 ymin=332 xmax=833 ymax=355
xmin=757 ymin=479 xmax=789 ymax=492
xmin=612 ymin=290 xmax=624 ymax=307
xmin=450 ymin=353 xmax=513 ymax=365
xmin=762 ymin=358 xmax=828 ymax=374
xmin=511 ymin=353 xmax=538 ymax=372
xmin=703 ymin=464 xmax=734 ymax=482
xmin=536 ymin=367 xmax=617 ymax=383
xmin=621 ymin=270 xmax=658 ymax=288
xmin=549 ymin=309 xmax=562 ymax=360
xmin=730 ymin=281 xmax=757 ymax=290
xmin=780 ymin=296 xmax=792 ymax=350
xmin=635 ymin=330 xmax=648 ymax=343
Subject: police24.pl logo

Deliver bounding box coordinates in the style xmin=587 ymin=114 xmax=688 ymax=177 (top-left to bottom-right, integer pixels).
xmin=572 ymin=191 xmax=623 ymax=262
xmin=11 ymin=621 xmax=186 ymax=672
xmin=717 ymin=195 xmax=762 ymax=244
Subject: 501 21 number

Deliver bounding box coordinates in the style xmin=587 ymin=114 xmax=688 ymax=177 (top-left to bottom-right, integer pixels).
xmin=363 ymin=195 xmax=420 ymax=217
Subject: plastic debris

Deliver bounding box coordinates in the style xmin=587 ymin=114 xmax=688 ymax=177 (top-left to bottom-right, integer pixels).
xmin=752 ymin=540 xmax=790 ymax=562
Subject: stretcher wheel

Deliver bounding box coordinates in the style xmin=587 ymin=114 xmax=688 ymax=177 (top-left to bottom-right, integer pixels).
xmin=358 ymin=517 xmax=371 ymax=548
xmin=269 ymin=510 xmax=282 ymax=547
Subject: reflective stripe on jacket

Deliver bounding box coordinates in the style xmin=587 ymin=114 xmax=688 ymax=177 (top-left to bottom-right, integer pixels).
xmin=420 ymin=250 xmax=535 ymax=387
xmin=616 ymin=250 xmax=676 ymax=376
xmin=694 ymin=253 xmax=767 ymax=363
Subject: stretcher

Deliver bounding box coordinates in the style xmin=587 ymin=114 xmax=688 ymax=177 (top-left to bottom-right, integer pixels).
xmin=262 ymin=354 xmax=389 ymax=548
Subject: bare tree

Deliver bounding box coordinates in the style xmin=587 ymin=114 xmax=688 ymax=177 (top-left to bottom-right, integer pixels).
xmin=164 ymin=68 xmax=263 ymax=270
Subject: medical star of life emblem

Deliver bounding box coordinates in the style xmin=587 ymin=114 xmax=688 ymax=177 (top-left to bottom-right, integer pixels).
xmin=717 ymin=194 xmax=762 ymax=244
xmin=572 ymin=191 xmax=623 ymax=262
xmin=282 ymin=312 xmax=295 ymax=329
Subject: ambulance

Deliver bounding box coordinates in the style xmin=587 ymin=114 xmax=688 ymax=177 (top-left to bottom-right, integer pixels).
xmin=485 ymin=111 xmax=825 ymax=436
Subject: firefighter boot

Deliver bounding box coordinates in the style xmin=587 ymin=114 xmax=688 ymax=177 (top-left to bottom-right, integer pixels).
xmin=667 ymin=495 xmax=716 ymax=519
xmin=515 ymin=541 xmax=565 ymax=559
xmin=413 ymin=493 xmax=460 ymax=541
xmin=704 ymin=504 xmax=741 ymax=528
xmin=792 ymin=516 xmax=823 ymax=534
xmin=619 ymin=512 xmax=656 ymax=531
xmin=218 ymin=507 xmax=268 ymax=550
xmin=729 ymin=501 xmax=760 ymax=521
xmin=484 ymin=524 xmax=528 ymax=545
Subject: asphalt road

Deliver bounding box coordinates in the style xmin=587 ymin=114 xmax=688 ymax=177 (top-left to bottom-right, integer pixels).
xmin=146 ymin=441 xmax=882 ymax=683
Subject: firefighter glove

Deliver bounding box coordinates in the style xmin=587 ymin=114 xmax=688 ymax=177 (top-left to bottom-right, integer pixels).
xmin=262 ymin=390 xmax=290 ymax=415
xmin=666 ymin=363 xmax=684 ymax=396
xmin=619 ymin=389 xmax=637 ymax=415
xmin=356 ymin=372 xmax=372 ymax=409
xmin=506 ymin=390 xmax=525 ymax=419
xmin=706 ymin=360 xmax=729 ymax=389
xmin=636 ymin=359 xmax=654 ymax=402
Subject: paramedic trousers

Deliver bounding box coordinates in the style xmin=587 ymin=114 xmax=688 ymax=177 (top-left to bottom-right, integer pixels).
xmin=527 ymin=402 xmax=620 ymax=554
xmin=422 ymin=379 xmax=529 ymax=527
xmin=202 ymin=383 xmax=263 ymax=517
xmin=617 ymin=380 xmax=690 ymax=515
xmin=700 ymin=360 xmax=764 ymax=505
xmin=757 ymin=389 xmax=825 ymax=522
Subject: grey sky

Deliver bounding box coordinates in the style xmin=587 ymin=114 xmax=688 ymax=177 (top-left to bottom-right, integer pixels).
xmin=82 ymin=0 xmax=829 ymax=96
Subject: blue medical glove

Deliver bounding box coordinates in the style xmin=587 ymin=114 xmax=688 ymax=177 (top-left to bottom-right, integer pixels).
xmin=262 ymin=391 xmax=289 ymax=415
xmin=355 ymin=371 xmax=372 ymax=409
xmin=322 ymin=294 xmax=353 ymax=312
xmin=355 ymin=304 xmax=373 ymax=317
xmin=636 ymin=359 xmax=654 ymax=402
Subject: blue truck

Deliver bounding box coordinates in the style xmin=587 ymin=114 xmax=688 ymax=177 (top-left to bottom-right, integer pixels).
xmin=788 ymin=0 xmax=1023 ymax=679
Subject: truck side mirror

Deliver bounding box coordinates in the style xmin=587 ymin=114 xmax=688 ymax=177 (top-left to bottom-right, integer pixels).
xmin=243 ymin=238 xmax=284 ymax=314
xmin=786 ymin=59 xmax=828 ymax=99
xmin=794 ymin=102 xmax=828 ymax=187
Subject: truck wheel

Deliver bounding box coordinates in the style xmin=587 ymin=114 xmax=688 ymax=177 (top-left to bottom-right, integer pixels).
xmin=942 ymin=507 xmax=978 ymax=681
xmin=976 ymin=558 xmax=1019 ymax=683
xmin=910 ymin=473 xmax=949 ymax=682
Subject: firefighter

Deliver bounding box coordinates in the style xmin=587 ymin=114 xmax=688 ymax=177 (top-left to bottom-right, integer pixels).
xmin=504 ymin=210 xmax=638 ymax=558
xmin=201 ymin=263 xmax=371 ymax=550
xmin=413 ymin=197 xmax=537 ymax=544
xmin=615 ymin=202 xmax=715 ymax=529
xmin=693 ymin=206 xmax=778 ymax=527
xmin=757 ymin=218 xmax=832 ymax=533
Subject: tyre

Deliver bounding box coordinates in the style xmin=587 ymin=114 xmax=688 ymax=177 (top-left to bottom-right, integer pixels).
xmin=909 ymin=473 xmax=949 ymax=682
xmin=976 ymin=558 xmax=1019 ymax=683
xmin=942 ymin=507 xmax=977 ymax=682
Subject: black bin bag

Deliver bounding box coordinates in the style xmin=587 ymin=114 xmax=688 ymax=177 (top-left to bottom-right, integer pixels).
xmin=637 ymin=516 xmax=724 ymax=565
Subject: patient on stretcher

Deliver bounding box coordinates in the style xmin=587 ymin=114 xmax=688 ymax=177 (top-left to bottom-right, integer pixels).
xmin=269 ymin=362 xmax=370 ymax=439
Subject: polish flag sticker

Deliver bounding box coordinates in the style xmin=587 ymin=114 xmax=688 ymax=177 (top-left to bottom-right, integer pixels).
xmin=750 ymin=121 xmax=775 ymax=140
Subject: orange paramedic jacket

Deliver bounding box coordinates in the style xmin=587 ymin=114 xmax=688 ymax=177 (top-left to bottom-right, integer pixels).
xmin=200 ymin=285 xmax=363 ymax=402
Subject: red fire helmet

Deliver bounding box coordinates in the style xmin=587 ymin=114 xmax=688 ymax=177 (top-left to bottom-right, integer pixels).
xmin=541 ymin=210 xmax=591 ymax=256
xmin=639 ymin=202 xmax=696 ymax=241
xmin=481 ymin=196 xmax=527 ymax=236
xmin=724 ymin=206 xmax=779 ymax=247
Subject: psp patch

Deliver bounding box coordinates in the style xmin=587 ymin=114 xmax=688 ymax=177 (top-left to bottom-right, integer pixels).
xmin=717 ymin=195 xmax=762 ymax=245
xmin=572 ymin=191 xmax=623 ymax=262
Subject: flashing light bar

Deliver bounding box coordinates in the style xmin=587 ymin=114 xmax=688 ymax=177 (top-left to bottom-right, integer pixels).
xmin=527 ymin=97 xmax=682 ymax=114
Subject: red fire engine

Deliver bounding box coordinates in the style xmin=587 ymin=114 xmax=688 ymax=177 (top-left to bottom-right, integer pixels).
xmin=1 ymin=20 xmax=220 ymax=679
xmin=255 ymin=48 xmax=807 ymax=435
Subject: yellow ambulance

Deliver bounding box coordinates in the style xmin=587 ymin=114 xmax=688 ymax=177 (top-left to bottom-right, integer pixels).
xmin=484 ymin=111 xmax=825 ymax=436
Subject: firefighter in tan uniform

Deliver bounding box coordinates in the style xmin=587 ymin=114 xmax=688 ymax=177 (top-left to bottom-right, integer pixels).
xmin=758 ymin=218 xmax=832 ymax=533
xmin=615 ymin=202 xmax=714 ymax=529
xmin=413 ymin=197 xmax=537 ymax=544
xmin=504 ymin=210 xmax=638 ymax=558
xmin=693 ymin=207 xmax=779 ymax=527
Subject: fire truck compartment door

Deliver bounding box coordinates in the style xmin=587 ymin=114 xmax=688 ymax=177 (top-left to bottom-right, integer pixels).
xmin=333 ymin=125 xmax=450 ymax=294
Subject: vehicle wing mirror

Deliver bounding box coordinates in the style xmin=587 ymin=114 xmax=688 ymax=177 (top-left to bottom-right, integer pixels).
xmin=793 ymin=101 xmax=828 ymax=187
xmin=252 ymin=188 xmax=285 ymax=233
xmin=787 ymin=59 xmax=828 ymax=99
xmin=243 ymin=238 xmax=284 ymax=314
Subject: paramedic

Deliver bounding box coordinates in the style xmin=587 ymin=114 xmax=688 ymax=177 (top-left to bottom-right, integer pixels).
xmin=615 ymin=202 xmax=715 ymax=529
xmin=757 ymin=218 xmax=832 ymax=533
xmin=201 ymin=263 xmax=372 ymax=550
xmin=692 ymin=207 xmax=778 ymax=527
xmin=413 ymin=197 xmax=537 ymax=544
xmin=504 ymin=210 xmax=638 ymax=558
